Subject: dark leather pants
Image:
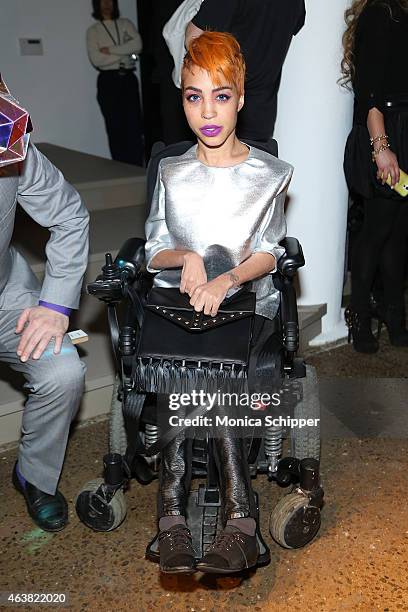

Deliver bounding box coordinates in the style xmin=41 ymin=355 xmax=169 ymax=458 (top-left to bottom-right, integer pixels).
xmin=157 ymin=423 xmax=256 ymax=522
xmin=156 ymin=316 xmax=280 ymax=522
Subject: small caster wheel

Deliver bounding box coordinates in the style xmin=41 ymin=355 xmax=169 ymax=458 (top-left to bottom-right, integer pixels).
xmin=269 ymin=492 xmax=321 ymax=549
xmin=75 ymin=478 xmax=127 ymax=532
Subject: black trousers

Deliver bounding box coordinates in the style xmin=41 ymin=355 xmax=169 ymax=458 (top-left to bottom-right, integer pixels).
xmin=97 ymin=70 xmax=144 ymax=166
xmin=157 ymin=315 xmax=281 ymax=523
xmin=237 ymin=93 xmax=277 ymax=143
xmin=351 ymin=195 xmax=408 ymax=314
xmin=159 ymin=78 xmax=193 ymax=145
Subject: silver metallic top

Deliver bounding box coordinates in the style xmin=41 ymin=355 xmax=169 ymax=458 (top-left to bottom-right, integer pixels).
xmin=145 ymin=144 xmax=293 ymax=319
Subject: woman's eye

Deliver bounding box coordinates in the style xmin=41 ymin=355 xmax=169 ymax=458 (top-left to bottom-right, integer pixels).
xmin=186 ymin=94 xmax=201 ymax=102
xmin=216 ymin=94 xmax=231 ymax=102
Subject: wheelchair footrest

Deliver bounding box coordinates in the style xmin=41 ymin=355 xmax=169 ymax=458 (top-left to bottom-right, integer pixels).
xmin=145 ymin=484 xmax=270 ymax=565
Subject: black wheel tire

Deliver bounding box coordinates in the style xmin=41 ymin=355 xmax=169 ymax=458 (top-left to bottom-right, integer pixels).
xmin=109 ymin=375 xmax=127 ymax=456
xmin=269 ymin=492 xmax=321 ymax=549
xmin=75 ymin=478 xmax=127 ymax=532
xmin=290 ymin=364 xmax=320 ymax=461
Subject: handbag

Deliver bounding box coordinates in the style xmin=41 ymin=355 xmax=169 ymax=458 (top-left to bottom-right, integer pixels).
xmin=134 ymin=287 xmax=256 ymax=394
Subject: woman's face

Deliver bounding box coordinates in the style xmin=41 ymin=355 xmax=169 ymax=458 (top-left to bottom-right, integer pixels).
xmin=100 ymin=0 xmax=114 ymax=18
xmin=182 ymin=66 xmax=244 ymax=147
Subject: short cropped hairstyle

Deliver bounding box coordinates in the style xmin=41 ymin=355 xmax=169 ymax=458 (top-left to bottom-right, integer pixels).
xmin=183 ymin=31 xmax=246 ymax=95
xmin=92 ymin=0 xmax=120 ymax=20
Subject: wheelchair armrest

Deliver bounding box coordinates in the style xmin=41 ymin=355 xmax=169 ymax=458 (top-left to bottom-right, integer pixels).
xmin=276 ymin=238 xmax=303 ymax=354
xmin=114 ymin=237 xmax=146 ymax=278
xmin=277 ymin=237 xmax=305 ymax=278
xmin=279 ymin=278 xmax=299 ymax=354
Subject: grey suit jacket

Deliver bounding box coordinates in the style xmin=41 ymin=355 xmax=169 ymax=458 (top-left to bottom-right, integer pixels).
xmin=0 ymin=143 xmax=89 ymax=311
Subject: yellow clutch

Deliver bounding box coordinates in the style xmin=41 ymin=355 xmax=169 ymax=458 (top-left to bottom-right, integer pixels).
xmin=385 ymin=169 xmax=408 ymax=197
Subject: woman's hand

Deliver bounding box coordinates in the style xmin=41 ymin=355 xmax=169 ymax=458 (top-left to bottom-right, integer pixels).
xmin=180 ymin=252 xmax=207 ymax=296
xmin=189 ymin=275 xmax=233 ymax=316
xmin=375 ymin=148 xmax=400 ymax=186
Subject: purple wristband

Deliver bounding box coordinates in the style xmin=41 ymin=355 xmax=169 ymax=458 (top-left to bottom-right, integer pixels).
xmin=39 ymin=301 xmax=72 ymax=317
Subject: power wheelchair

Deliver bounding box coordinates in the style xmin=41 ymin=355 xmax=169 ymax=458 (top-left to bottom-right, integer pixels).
xmin=76 ymin=139 xmax=324 ymax=566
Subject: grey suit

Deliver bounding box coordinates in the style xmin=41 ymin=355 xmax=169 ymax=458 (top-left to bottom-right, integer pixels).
xmin=0 ymin=143 xmax=89 ymax=494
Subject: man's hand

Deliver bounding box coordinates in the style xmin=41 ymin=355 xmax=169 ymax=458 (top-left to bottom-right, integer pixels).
xmin=100 ymin=46 xmax=110 ymax=55
xmin=180 ymin=252 xmax=207 ymax=296
xmin=189 ymin=275 xmax=234 ymax=316
xmin=15 ymin=306 xmax=69 ymax=362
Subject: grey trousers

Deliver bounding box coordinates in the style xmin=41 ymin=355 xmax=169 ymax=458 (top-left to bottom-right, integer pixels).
xmin=0 ymin=309 xmax=86 ymax=495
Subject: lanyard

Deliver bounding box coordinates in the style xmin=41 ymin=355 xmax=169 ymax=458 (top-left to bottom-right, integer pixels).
xmin=101 ymin=20 xmax=121 ymax=46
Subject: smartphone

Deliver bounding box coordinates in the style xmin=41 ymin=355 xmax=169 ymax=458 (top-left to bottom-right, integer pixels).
xmin=385 ymin=169 xmax=408 ymax=197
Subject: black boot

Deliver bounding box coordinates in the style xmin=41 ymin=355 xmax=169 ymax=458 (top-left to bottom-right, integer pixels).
xmin=345 ymin=306 xmax=379 ymax=354
xmin=382 ymin=304 xmax=408 ymax=346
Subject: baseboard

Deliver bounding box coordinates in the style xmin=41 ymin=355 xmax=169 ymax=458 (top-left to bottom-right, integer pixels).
xmin=0 ymin=381 xmax=114 ymax=450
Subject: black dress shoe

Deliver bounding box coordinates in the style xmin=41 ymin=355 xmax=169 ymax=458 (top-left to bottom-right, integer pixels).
xmin=158 ymin=524 xmax=196 ymax=574
xmin=12 ymin=463 xmax=68 ymax=532
xmin=196 ymin=526 xmax=260 ymax=574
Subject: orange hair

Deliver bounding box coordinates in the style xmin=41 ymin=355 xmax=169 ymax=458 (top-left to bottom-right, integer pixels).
xmin=182 ymin=31 xmax=246 ymax=95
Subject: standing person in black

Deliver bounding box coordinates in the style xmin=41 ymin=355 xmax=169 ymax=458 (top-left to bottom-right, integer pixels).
xmin=186 ymin=0 xmax=306 ymax=142
xmin=87 ymin=0 xmax=144 ymax=166
xmin=151 ymin=1 xmax=194 ymax=144
xmin=342 ymin=0 xmax=408 ymax=353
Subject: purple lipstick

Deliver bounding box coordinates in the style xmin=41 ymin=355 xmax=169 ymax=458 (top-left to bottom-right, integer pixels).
xmin=200 ymin=125 xmax=222 ymax=137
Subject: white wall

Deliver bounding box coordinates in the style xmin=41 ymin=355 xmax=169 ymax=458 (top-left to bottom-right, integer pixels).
xmin=274 ymin=0 xmax=353 ymax=343
xmin=0 ymin=0 xmax=138 ymax=158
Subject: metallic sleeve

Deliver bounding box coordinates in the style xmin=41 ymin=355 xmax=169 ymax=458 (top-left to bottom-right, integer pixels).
xmin=144 ymin=163 xmax=174 ymax=273
xmin=252 ymin=187 xmax=288 ymax=273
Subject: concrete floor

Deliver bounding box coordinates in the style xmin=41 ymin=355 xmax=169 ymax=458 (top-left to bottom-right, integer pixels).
xmin=1 ymin=336 xmax=408 ymax=611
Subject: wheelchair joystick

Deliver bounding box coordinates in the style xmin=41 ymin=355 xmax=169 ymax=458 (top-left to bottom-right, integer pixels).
xmin=102 ymin=253 xmax=119 ymax=280
xmin=86 ymin=253 xmax=124 ymax=303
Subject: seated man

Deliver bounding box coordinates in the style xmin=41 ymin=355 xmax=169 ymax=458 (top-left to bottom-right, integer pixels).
xmin=0 ymin=77 xmax=89 ymax=531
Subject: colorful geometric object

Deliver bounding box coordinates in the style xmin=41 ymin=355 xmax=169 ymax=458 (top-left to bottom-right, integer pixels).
xmin=0 ymin=74 xmax=31 ymax=168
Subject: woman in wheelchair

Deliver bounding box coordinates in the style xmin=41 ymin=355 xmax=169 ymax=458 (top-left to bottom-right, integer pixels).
xmin=144 ymin=31 xmax=293 ymax=574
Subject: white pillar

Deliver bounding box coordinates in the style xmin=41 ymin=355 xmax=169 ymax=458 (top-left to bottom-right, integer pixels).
xmin=274 ymin=0 xmax=353 ymax=344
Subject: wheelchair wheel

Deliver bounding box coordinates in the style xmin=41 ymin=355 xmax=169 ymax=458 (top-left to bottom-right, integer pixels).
xmin=269 ymin=491 xmax=321 ymax=549
xmin=109 ymin=375 xmax=127 ymax=456
xmin=290 ymin=364 xmax=320 ymax=461
xmin=75 ymin=478 xmax=127 ymax=532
